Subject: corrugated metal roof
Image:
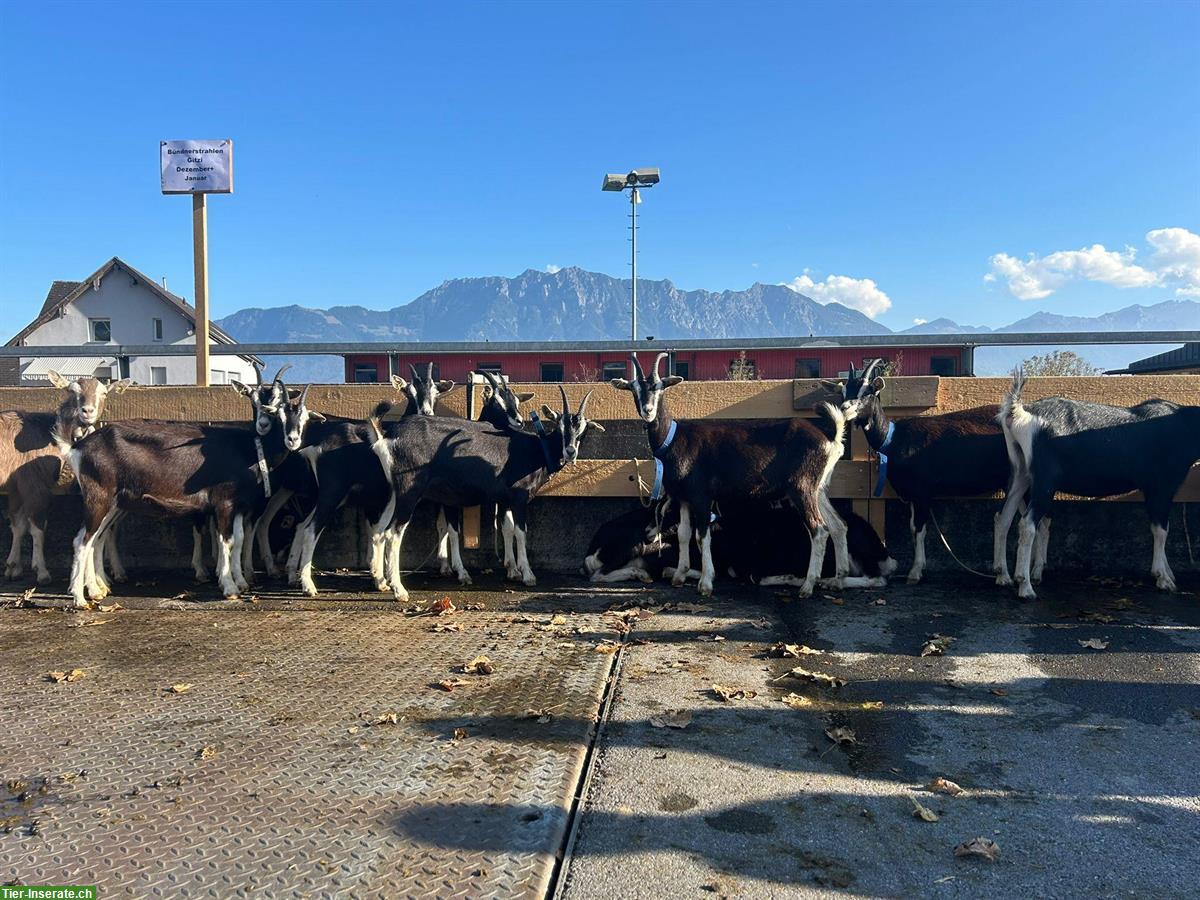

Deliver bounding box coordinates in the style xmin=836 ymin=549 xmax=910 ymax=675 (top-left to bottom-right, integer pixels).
xmin=20 ymin=356 xmax=116 ymax=381
xmin=1126 ymin=342 xmax=1200 ymax=373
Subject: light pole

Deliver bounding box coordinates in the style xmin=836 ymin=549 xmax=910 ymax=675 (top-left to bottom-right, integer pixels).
xmin=602 ymin=168 xmax=660 ymax=342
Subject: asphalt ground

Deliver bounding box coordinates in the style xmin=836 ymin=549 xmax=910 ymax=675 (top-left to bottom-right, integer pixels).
xmin=1 ymin=567 xmax=1198 ymax=899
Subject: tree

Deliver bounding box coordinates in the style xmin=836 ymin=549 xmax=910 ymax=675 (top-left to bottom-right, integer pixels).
xmin=1019 ymin=350 xmax=1103 ymax=377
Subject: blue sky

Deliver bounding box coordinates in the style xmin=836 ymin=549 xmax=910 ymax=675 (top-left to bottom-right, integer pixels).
xmin=1 ymin=0 xmax=1197 ymax=340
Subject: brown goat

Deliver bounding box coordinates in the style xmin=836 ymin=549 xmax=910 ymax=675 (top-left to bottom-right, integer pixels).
xmin=0 ymin=371 xmax=129 ymax=583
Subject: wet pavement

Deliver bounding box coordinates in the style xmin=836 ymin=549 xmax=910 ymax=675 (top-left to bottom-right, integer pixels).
xmin=2 ymin=569 xmax=1198 ymax=898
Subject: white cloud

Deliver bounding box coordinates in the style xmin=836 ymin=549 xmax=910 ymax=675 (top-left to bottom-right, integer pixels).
xmin=985 ymin=228 xmax=1199 ymax=300
xmin=1146 ymin=227 xmax=1200 ymax=297
xmin=913 ymin=317 xmax=928 ymax=325
xmin=545 ymin=264 xmax=561 ymax=274
xmin=783 ymin=271 xmax=892 ymax=318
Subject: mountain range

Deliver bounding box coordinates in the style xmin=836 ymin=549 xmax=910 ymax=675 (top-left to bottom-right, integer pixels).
xmin=215 ymin=267 xmax=1200 ymax=381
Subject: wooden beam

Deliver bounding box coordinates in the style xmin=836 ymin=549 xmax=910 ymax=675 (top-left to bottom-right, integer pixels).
xmin=192 ymin=194 xmax=210 ymax=387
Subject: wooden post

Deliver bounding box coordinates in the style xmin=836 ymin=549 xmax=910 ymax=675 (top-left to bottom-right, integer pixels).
xmin=192 ymin=193 xmax=210 ymax=386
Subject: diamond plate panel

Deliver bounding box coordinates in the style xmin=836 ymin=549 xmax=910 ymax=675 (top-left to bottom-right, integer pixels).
xmin=0 ymin=608 xmax=617 ymax=898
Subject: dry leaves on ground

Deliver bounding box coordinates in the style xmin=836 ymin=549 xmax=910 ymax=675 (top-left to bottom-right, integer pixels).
xmin=166 ymin=683 xmax=193 ymax=694
xmin=451 ymin=728 xmax=469 ymax=742
xmin=910 ymin=797 xmax=939 ymax=822
xmin=926 ymin=777 xmax=965 ymax=796
xmin=431 ymin=622 xmax=465 ymax=633
xmin=1078 ymin=638 xmax=1109 ymax=650
xmin=67 ymin=619 xmax=108 ymax=628
xmin=872 ymin=597 xmax=888 ymax=606
xmin=426 ymin=596 xmax=456 ymax=616
xmin=710 ymin=684 xmax=757 ymax=702
xmin=435 ymin=678 xmax=470 ymax=692
xmin=649 ymin=709 xmax=693 ymax=729
xmin=594 ymin=640 xmax=621 ymax=654
xmin=696 ymin=634 xmax=726 ymax=643
xmin=368 ymin=711 xmax=403 ymax=726
xmin=920 ymin=634 xmax=956 ymax=657
xmin=524 ymin=707 xmax=557 ymax=724
xmin=781 ymin=692 xmax=813 ymax=709
xmin=196 ymin=745 xmax=217 ymax=760
xmin=770 ymin=642 xmax=822 ymax=658
xmin=46 ymin=669 xmax=86 ymax=684
xmin=860 ymin=700 xmax=884 ymax=710
xmin=462 ymin=655 xmax=495 ymax=675
xmin=953 ymin=837 xmax=1000 ymax=862
xmin=776 ymin=666 xmax=846 ymax=689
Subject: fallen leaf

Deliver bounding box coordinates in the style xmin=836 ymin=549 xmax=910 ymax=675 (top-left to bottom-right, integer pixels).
xmin=710 ymin=684 xmax=757 ymax=702
xmin=781 ymin=692 xmax=813 ymax=709
xmin=825 ymin=726 xmax=857 ymax=745
xmin=431 ymin=621 xmax=465 ymax=633
xmin=368 ymin=711 xmax=402 ymax=726
xmin=47 ymin=669 xmax=86 ymax=684
xmin=1078 ymin=638 xmax=1109 ymax=650
xmin=426 ymin=596 xmax=456 ymax=616
xmin=649 ymin=709 xmax=692 ymax=729
xmin=462 ymin=655 xmax=495 ymax=675
xmin=436 ymin=678 xmax=470 ymax=692
xmin=770 ymin=642 xmax=822 ymax=658
xmin=167 ymin=683 xmax=193 ymax=694
xmin=96 ymin=603 xmax=122 ymax=613
xmin=67 ymin=619 xmax=108 ymax=628
xmin=451 ymin=727 xmax=468 ymax=741
xmin=926 ymin=777 xmax=965 ymax=796
xmin=776 ymin=666 xmax=846 ymax=689
xmin=953 ymin=837 xmax=1000 ymax=862
xmin=920 ymin=634 xmax=956 ymax=657
xmin=860 ymin=701 xmax=884 ymax=710
xmin=696 ymin=634 xmax=726 ymax=643
xmin=550 ymin=614 xmax=568 ymax=625
xmin=872 ymin=597 xmax=888 ymax=606
xmin=346 ymin=725 xmax=359 ymax=735
xmin=524 ymin=708 xmax=555 ymax=724
xmin=990 ymin=688 xmax=1009 ymax=697
xmin=1079 ymin=611 xmax=1114 ymax=624
xmin=594 ymin=640 xmax=621 ymax=654
xmin=910 ymin=797 xmax=939 ymax=822
xmin=196 ymin=745 xmax=217 ymax=760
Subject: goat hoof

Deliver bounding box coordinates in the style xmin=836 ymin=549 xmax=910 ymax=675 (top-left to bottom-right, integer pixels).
xmin=391 ymin=589 xmax=409 ymax=603
xmin=70 ymin=595 xmax=89 ymax=610
xmin=374 ymin=580 xmax=389 ymax=593
xmin=235 ymin=579 xmax=250 ymax=593
xmin=224 ymin=592 xmax=240 ymax=601
xmin=905 ymin=573 xmax=923 ymax=585
xmin=994 ymin=573 xmax=1012 ymax=587
xmin=439 ymin=564 xmax=454 ymax=577
xmin=670 ymin=575 xmax=688 ymax=588
xmin=1017 ymin=585 xmax=1037 ymax=601
xmin=458 ymin=573 xmax=473 ymax=586
xmin=5 ymin=565 xmax=22 ymax=579
xmin=698 ymin=582 xmax=713 ymax=598
xmin=194 ymin=572 xmax=210 ymax=584
xmin=111 ymin=571 xmax=128 ymax=584
xmin=522 ymin=575 xmax=537 ymax=587
xmin=1030 ymin=573 xmax=1043 ymax=586
xmin=505 ymin=567 xmax=521 ymax=581
xmin=36 ymin=571 xmax=52 ymax=586
xmin=1155 ymin=574 xmax=1177 ymax=592
xmin=636 ymin=570 xmax=653 ymax=584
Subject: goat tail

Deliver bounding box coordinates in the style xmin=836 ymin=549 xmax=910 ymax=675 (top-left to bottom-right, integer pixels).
xmin=1000 ymin=367 xmax=1027 ymax=426
xmin=367 ymin=400 xmax=393 ymax=445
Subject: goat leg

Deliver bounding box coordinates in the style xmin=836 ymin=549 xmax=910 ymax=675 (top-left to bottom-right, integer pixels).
xmin=671 ymin=504 xmax=693 ymax=587
xmin=5 ymin=512 xmax=28 ymax=579
xmin=1150 ymin=523 xmax=1177 ymax=592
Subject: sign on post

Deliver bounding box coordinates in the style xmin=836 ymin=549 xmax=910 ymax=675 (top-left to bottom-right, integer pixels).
xmin=160 ymin=140 xmax=233 ymax=194
xmin=161 ymin=139 xmax=234 ymax=387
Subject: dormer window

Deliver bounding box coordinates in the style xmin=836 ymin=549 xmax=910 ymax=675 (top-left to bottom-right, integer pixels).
xmin=89 ymin=319 xmax=111 ymax=342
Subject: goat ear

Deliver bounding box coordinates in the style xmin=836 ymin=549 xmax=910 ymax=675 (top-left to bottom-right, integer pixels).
xmin=539 ymin=404 xmax=561 ymax=422
xmin=819 ymin=379 xmax=842 ymax=391
xmin=587 ymin=420 xmax=606 ymax=432
xmin=390 ymin=374 xmax=408 ymax=392
xmin=46 ymin=369 xmax=70 ymax=389
xmin=436 ymin=379 xmax=457 ymax=393
xmin=871 ymin=376 xmax=886 ymax=394
xmin=661 ymin=376 xmax=684 ymax=389
xmin=110 ymin=378 xmax=132 ymax=394
xmin=308 ymin=411 xmax=326 ymax=422
xmin=609 ymin=378 xmax=632 ymax=391
xmin=230 ymin=380 xmax=254 ymax=398
xmin=516 ymin=391 xmax=535 ymax=403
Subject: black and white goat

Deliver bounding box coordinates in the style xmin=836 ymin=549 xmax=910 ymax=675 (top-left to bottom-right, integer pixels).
xmin=836 ymin=359 xmax=1034 ymax=584
xmin=582 ymin=498 xmax=676 ymax=583
xmin=1000 ymin=370 xmax=1200 ymax=599
xmin=290 ymin=368 xmax=529 ymax=595
xmin=55 ymin=378 xmax=314 ymax=607
xmin=609 ymin=353 xmax=848 ymax=597
xmin=365 ymin=385 xmax=602 ymax=601
xmin=0 ymin=371 xmax=130 ymax=584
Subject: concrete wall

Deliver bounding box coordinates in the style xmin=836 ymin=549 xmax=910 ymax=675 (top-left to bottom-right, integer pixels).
xmin=20 ymin=267 xmax=257 ymax=385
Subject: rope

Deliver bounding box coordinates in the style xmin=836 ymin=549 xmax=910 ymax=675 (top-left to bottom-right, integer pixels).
xmin=633 ymin=458 xmax=654 ymax=508
xmin=928 ymin=509 xmax=996 ymax=580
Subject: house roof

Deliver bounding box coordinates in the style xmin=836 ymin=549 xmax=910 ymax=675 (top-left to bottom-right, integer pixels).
xmin=8 ymin=257 xmax=259 ymax=366
xmin=40 ymin=281 xmax=82 ymax=316
xmin=1113 ymin=342 xmax=1200 ymax=375
xmin=21 ymin=356 xmax=117 ymax=381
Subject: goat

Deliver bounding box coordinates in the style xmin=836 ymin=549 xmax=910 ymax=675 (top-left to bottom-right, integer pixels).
xmin=836 ymin=359 xmax=1035 ymax=584
xmin=365 ymin=385 xmax=602 ymax=601
xmin=55 ymin=378 xmax=313 ymax=607
xmin=1000 ymin=370 xmax=1200 ymax=599
xmin=290 ymin=368 xmax=529 ymax=596
xmin=609 ymin=352 xmax=848 ymax=598
xmin=582 ymin=498 xmax=677 ymax=583
xmin=0 ymin=371 xmax=129 ymax=584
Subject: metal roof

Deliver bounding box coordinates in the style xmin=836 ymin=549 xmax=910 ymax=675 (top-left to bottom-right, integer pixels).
xmin=20 ymin=356 xmax=116 ymax=381
xmin=1117 ymin=342 xmax=1200 ymax=374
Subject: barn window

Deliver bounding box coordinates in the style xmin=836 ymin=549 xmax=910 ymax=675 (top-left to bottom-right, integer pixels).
xmin=602 ymin=361 xmax=627 ymax=382
xmin=795 ymin=358 xmax=821 ymax=378
xmin=477 ymin=363 xmax=502 ymax=376
xmin=540 ymin=362 xmax=564 ymax=382
xmin=353 ymin=363 xmax=379 ymax=383
xmin=674 ymin=361 xmax=689 ymax=380
xmin=931 ymin=356 xmax=957 ymax=376
xmin=89 ymin=318 xmax=112 ymax=342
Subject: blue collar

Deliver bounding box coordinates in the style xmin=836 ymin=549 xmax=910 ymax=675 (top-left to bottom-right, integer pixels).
xmin=653 ymin=419 xmax=677 ymax=459
xmin=529 ymin=411 xmax=556 ymax=469
xmin=873 ymin=421 xmax=895 ymax=497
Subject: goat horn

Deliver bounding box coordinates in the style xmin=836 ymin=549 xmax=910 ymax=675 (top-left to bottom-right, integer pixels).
xmin=559 ymin=384 xmax=570 ymax=419
xmin=409 ymin=363 xmax=421 ymax=382
xmin=271 ymin=363 xmax=293 ymax=385
xmin=426 ymin=361 xmax=434 ymax=382
xmin=579 ymin=389 xmax=594 ymax=419
xmin=481 ymin=369 xmax=500 ymax=390
xmin=298 ymin=383 xmax=311 ymax=405
xmin=653 ymin=352 xmax=669 ymax=381
xmin=862 ymin=358 xmax=882 ymax=384
xmin=630 ymin=354 xmax=645 ymax=381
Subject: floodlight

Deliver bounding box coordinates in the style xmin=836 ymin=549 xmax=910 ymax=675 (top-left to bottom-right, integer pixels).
xmin=631 ymin=167 xmax=660 ymax=185
xmin=602 ymin=174 xmax=627 ymax=191
xmin=601 ymin=165 xmax=661 ymax=342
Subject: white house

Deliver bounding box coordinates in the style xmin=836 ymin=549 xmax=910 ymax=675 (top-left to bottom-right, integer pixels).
xmin=3 ymin=257 xmax=260 ymax=386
